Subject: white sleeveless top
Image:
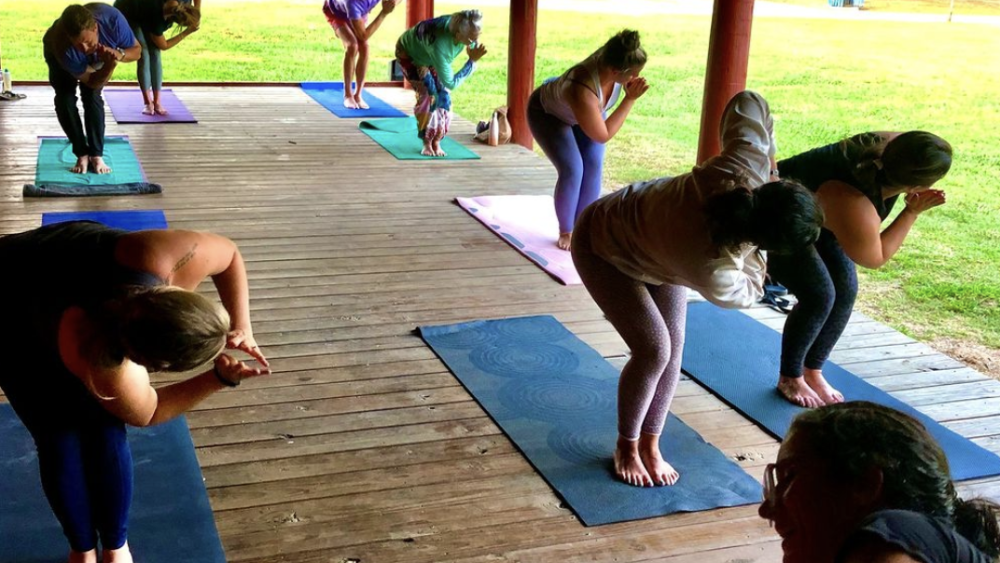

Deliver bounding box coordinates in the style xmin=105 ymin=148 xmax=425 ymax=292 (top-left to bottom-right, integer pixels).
xmin=538 ymin=53 xmax=622 ymax=126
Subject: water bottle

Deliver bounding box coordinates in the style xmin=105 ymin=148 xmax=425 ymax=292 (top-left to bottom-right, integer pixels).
xmin=2 ymin=69 xmax=11 ymax=93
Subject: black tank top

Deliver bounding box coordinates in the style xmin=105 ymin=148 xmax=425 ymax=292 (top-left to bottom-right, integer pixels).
xmin=838 ymin=509 xmax=992 ymax=563
xmin=778 ymin=132 xmax=898 ymax=221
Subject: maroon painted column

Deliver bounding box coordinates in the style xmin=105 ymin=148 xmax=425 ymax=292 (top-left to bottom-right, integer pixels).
xmin=406 ymin=0 xmax=433 ymax=29
xmin=696 ymin=0 xmax=755 ymax=164
xmin=507 ymin=0 xmax=538 ymax=149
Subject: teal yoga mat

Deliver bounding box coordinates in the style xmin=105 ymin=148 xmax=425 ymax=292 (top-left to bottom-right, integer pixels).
xmin=35 ymin=136 xmax=146 ymax=186
xmin=359 ymin=118 xmax=480 ymax=160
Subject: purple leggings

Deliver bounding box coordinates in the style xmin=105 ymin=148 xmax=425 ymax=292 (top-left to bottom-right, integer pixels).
xmin=571 ymin=211 xmax=687 ymax=439
xmin=527 ymin=90 xmax=606 ymax=234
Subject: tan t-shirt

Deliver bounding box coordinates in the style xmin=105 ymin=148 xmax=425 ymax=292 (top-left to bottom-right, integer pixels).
xmin=584 ymin=90 xmax=774 ymax=309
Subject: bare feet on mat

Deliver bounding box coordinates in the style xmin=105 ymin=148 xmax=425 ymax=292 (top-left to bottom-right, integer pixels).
xmin=153 ymin=102 xmax=169 ymax=115
xmin=777 ymin=375 xmax=824 ymax=408
xmin=354 ymin=94 xmax=369 ymax=109
xmin=432 ymin=139 xmax=447 ymax=157
xmin=804 ymin=369 xmax=844 ymax=404
xmin=556 ymin=232 xmax=572 ymax=251
xmin=343 ymin=96 xmax=359 ymax=110
xmin=615 ymin=437 xmax=653 ymax=487
xmin=91 ymin=156 xmax=112 ymax=175
xmin=102 ymin=542 xmax=133 ymax=563
xmin=68 ymin=549 xmax=98 ymax=563
xmin=141 ymin=102 xmax=155 ymax=115
xmin=70 ymin=155 xmax=89 ymax=174
xmin=421 ymin=140 xmax=436 ymax=157
xmin=639 ymin=433 xmax=680 ymax=486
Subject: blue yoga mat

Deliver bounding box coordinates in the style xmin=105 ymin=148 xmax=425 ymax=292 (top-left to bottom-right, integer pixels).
xmin=0 ymin=404 xmax=226 ymax=563
xmin=301 ymin=82 xmax=407 ymax=118
xmin=419 ymin=315 xmax=762 ymax=526
xmin=42 ymin=210 xmax=168 ymax=231
xmin=682 ymin=302 xmax=1000 ymax=481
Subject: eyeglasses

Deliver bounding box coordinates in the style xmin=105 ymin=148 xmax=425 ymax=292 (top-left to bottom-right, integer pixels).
xmin=763 ymin=463 xmax=778 ymax=503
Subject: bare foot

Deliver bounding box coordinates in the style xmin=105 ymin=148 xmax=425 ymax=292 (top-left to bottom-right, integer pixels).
xmin=91 ymin=156 xmax=112 ymax=175
xmin=102 ymin=541 xmax=133 ymax=563
xmin=141 ymin=103 xmax=155 ymax=115
xmin=153 ymin=102 xmax=169 ymax=115
xmin=354 ymin=94 xmax=369 ymax=109
xmin=70 ymin=155 xmax=90 ymax=174
xmin=68 ymin=549 xmax=98 ymax=563
xmin=615 ymin=436 xmax=653 ymax=487
xmin=556 ymin=232 xmax=572 ymax=251
xmin=638 ymin=433 xmax=680 ymax=486
xmin=432 ymin=139 xmax=447 ymax=157
xmin=804 ymin=368 xmax=844 ymax=404
xmin=777 ymin=375 xmax=824 ymax=408
xmin=343 ymin=96 xmax=359 ymax=110
xmin=421 ymin=141 xmax=436 ymax=157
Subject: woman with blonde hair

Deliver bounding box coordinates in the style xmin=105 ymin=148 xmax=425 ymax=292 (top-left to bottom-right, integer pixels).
xmin=114 ymin=0 xmax=202 ymax=115
xmin=528 ymin=29 xmax=649 ymax=250
xmin=395 ymin=9 xmax=488 ymax=156
xmin=0 ymin=221 xmax=268 ymax=563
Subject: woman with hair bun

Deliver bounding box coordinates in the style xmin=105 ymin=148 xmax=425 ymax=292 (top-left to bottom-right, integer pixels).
xmin=0 ymin=221 xmax=269 ymax=563
xmin=760 ymin=401 xmax=998 ymax=563
xmin=572 ymin=91 xmax=824 ymax=487
xmin=769 ymin=131 xmax=951 ymax=408
xmin=395 ymin=9 xmax=488 ymax=157
xmin=528 ymin=29 xmax=650 ymax=250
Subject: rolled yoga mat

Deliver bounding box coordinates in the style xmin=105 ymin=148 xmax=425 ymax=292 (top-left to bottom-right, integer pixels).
xmin=681 ymin=301 xmax=1000 ymax=481
xmin=457 ymin=195 xmax=581 ymax=285
xmin=419 ymin=315 xmax=763 ymax=526
xmin=359 ymin=118 xmax=480 ymax=161
xmin=42 ymin=210 xmax=168 ymax=231
xmin=0 ymin=404 xmax=226 ymax=563
xmin=104 ymin=89 xmax=197 ymax=123
xmin=25 ymin=137 xmax=161 ymax=197
xmin=301 ymin=82 xmax=407 ymax=118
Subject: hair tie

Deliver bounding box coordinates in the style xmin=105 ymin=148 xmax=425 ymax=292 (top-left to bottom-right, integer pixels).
xmin=873 ymin=158 xmax=884 ymax=170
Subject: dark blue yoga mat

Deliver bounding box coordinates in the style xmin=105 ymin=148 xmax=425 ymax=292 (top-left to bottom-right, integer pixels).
xmin=301 ymin=82 xmax=406 ymax=118
xmin=682 ymin=302 xmax=1000 ymax=481
xmin=42 ymin=210 xmax=168 ymax=231
xmin=0 ymin=404 xmax=225 ymax=563
xmin=419 ymin=315 xmax=762 ymax=526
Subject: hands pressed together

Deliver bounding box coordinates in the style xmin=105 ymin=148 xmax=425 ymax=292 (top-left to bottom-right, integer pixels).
xmin=624 ymin=76 xmax=650 ymax=100
xmin=904 ymin=189 xmax=946 ymax=215
xmin=467 ymin=44 xmax=488 ymax=63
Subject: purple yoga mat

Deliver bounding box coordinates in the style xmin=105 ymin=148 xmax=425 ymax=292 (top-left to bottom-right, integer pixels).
xmin=104 ymin=89 xmax=197 ymax=123
xmin=456 ymin=195 xmax=581 ymax=285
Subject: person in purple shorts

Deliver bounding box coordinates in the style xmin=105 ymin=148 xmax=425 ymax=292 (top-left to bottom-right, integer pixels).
xmin=323 ymin=0 xmax=402 ymax=109
xmin=43 ymin=3 xmax=141 ymax=175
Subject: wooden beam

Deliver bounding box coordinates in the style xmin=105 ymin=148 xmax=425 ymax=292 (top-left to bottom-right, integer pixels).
xmin=697 ymin=0 xmax=755 ymax=164
xmin=506 ymin=0 xmax=538 ymax=149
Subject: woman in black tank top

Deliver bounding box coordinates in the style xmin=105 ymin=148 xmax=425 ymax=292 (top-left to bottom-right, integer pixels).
xmin=0 ymin=221 xmax=269 ymax=563
xmin=767 ymin=132 xmax=951 ymax=409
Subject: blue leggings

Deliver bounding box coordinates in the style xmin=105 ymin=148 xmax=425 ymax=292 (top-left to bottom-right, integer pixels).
xmin=132 ymin=24 xmax=164 ymax=92
xmin=527 ymin=90 xmax=606 ymax=234
xmin=0 ymin=363 xmax=132 ymax=552
xmin=767 ymin=229 xmax=858 ymax=378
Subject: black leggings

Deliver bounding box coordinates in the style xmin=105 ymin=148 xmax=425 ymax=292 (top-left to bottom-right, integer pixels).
xmin=767 ymin=229 xmax=858 ymax=378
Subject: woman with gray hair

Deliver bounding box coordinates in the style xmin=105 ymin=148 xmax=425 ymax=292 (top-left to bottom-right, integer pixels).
xmin=395 ymin=9 xmax=488 ymax=156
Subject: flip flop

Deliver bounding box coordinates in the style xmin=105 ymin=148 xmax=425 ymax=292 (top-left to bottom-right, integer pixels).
xmin=0 ymin=91 xmax=27 ymax=101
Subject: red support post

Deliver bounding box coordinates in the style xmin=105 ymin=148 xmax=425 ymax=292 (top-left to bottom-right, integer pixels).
xmin=507 ymin=0 xmax=538 ymax=150
xmin=406 ymin=0 xmax=433 ymax=29
xmin=696 ymin=0 xmax=755 ymax=164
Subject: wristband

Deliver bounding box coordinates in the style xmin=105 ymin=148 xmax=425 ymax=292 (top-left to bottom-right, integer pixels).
xmin=213 ymin=364 xmax=240 ymax=387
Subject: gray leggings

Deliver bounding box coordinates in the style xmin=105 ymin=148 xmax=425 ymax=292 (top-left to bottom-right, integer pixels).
xmin=132 ymin=24 xmax=163 ymax=91
xmin=571 ymin=211 xmax=687 ymax=440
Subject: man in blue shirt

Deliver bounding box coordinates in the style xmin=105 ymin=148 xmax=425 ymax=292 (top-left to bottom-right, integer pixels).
xmin=43 ymin=4 xmax=141 ymax=175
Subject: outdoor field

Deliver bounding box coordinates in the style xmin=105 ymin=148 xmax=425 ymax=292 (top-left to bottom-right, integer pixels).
xmin=3 ymin=0 xmax=997 ymax=372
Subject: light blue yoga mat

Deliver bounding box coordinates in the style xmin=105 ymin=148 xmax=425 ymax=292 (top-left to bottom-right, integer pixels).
xmin=682 ymin=302 xmax=1000 ymax=481
xmin=0 ymin=404 xmax=226 ymax=563
xmin=34 ymin=136 xmax=145 ymax=186
xmin=419 ymin=315 xmax=763 ymax=526
xmin=42 ymin=210 xmax=168 ymax=231
xmin=359 ymin=118 xmax=480 ymax=161
xmin=301 ymin=82 xmax=407 ymax=118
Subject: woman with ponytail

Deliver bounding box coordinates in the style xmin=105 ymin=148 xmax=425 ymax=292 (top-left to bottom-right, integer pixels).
xmin=114 ymin=0 xmax=202 ymax=116
xmin=768 ymin=131 xmax=951 ymax=408
xmin=760 ymin=401 xmax=999 ymax=563
xmin=528 ymin=29 xmax=650 ymax=250
xmin=0 ymin=221 xmax=268 ymax=563
xmin=571 ymin=90 xmax=824 ymax=487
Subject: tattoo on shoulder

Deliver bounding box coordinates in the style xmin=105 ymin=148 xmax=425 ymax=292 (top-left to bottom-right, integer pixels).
xmin=171 ymin=243 xmax=198 ymax=273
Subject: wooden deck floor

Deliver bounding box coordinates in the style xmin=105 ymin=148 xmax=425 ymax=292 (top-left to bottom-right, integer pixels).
xmin=3 ymin=85 xmax=1000 ymax=563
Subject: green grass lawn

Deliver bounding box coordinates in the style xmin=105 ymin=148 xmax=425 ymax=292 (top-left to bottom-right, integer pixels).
xmin=3 ymin=1 xmax=999 ymax=363
xmin=767 ymin=0 xmax=1000 ymax=16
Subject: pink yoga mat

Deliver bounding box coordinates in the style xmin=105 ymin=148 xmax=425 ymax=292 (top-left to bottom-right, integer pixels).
xmin=456 ymin=195 xmax=581 ymax=285
xmin=104 ymin=89 xmax=197 ymax=123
